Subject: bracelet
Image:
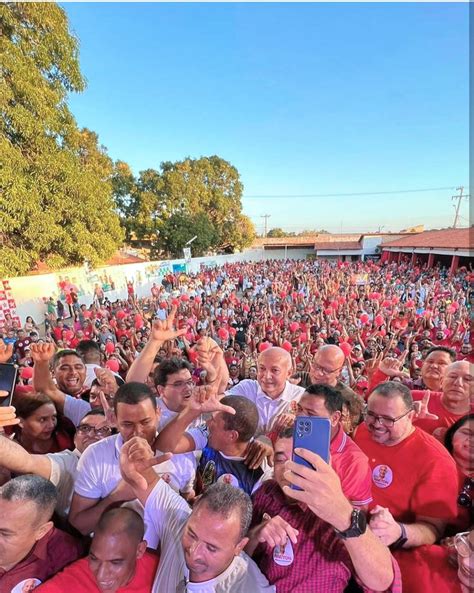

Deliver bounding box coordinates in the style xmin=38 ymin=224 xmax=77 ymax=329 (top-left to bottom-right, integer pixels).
xmin=390 ymin=522 xmax=408 ymax=550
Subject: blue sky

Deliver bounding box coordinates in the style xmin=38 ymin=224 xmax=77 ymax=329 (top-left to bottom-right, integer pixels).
xmin=63 ymin=2 xmax=469 ymax=235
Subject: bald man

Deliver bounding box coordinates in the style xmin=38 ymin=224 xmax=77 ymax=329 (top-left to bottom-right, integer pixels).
xmin=37 ymin=508 xmax=158 ymax=593
xmin=413 ymin=360 xmax=473 ymax=440
xmin=227 ymin=347 xmax=304 ymax=435
xmin=309 ymin=344 xmax=359 ymax=399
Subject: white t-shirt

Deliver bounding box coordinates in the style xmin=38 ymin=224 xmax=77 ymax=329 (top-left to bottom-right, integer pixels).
xmin=47 ymin=448 xmax=81 ymax=517
xmin=64 ymin=394 xmax=91 ymax=427
xmin=144 ymin=480 xmax=276 ymax=593
xmin=226 ymin=380 xmax=304 ymax=435
xmin=74 ymin=433 xmax=196 ymax=546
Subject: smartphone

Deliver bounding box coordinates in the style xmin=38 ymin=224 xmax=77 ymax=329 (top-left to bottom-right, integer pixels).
xmin=291 ymin=416 xmax=331 ymax=489
xmin=0 ymin=363 xmax=18 ymax=407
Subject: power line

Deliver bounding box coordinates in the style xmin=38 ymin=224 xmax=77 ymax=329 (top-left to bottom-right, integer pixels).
xmin=451 ymin=186 xmax=470 ymax=228
xmin=243 ymin=186 xmax=459 ymax=199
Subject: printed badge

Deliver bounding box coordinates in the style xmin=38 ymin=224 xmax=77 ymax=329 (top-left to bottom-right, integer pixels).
xmin=273 ymin=539 xmax=294 ymax=567
xmin=372 ymin=464 xmax=393 ymax=489
xmin=11 ymin=578 xmax=42 ymax=592
xmin=217 ymin=473 xmax=239 ymax=488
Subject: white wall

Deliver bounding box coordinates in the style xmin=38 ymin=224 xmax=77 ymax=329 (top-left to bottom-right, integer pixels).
xmin=7 ymin=249 xmax=266 ymax=323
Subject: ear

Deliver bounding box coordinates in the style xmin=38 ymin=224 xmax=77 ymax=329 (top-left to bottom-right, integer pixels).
xmin=136 ymin=540 xmax=147 ymax=559
xmin=34 ymin=520 xmax=53 ymax=542
xmin=228 ymin=429 xmax=239 ymax=443
xmin=331 ymin=411 xmax=342 ymax=427
xmin=234 ymin=536 xmax=249 ymax=556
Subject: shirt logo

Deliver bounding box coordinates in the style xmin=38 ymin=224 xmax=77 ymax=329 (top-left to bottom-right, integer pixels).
xmin=12 ymin=578 xmax=42 ymax=592
xmin=372 ymin=464 xmax=393 ymax=489
xmin=273 ymin=539 xmax=294 ymax=566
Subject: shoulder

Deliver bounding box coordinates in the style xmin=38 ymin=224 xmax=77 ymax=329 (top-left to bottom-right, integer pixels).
xmin=227 ymin=379 xmax=258 ymax=397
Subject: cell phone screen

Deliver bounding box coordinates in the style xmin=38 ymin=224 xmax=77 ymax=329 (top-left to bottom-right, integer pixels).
xmin=0 ymin=363 xmax=19 ymax=407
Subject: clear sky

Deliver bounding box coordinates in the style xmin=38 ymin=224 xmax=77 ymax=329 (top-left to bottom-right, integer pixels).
xmin=62 ymin=2 xmax=469 ymax=235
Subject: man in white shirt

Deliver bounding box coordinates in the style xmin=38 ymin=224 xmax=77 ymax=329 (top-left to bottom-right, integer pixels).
xmin=69 ymin=382 xmax=195 ymax=541
xmin=227 ymin=347 xmax=304 ymax=435
xmin=120 ymin=436 xmax=276 ymax=593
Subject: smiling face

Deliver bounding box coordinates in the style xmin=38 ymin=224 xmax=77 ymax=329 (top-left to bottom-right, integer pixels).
xmin=365 ymin=392 xmax=415 ymax=447
xmin=452 ymin=419 xmax=474 ymax=467
xmin=53 ymin=354 xmax=86 ymax=396
xmin=157 ymin=369 xmax=194 ymax=412
xmin=181 ymin=504 xmax=247 ymax=583
xmin=257 ymin=348 xmax=292 ymax=399
xmin=89 ymin=531 xmax=146 ymax=593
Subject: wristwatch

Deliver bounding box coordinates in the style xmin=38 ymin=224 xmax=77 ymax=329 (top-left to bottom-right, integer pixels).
xmin=334 ymin=509 xmax=367 ymax=539
xmin=390 ymin=522 xmax=408 ymax=550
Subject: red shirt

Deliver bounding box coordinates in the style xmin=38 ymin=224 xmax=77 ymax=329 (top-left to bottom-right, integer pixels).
xmin=37 ymin=551 xmax=158 ymax=593
xmin=251 ymin=480 xmax=402 ymax=593
xmin=0 ymin=527 xmax=81 ymax=592
xmin=354 ymin=424 xmax=458 ymax=524
xmin=330 ymin=425 xmax=373 ymax=508
xmin=393 ymin=545 xmax=462 ymax=593
xmin=412 ymin=390 xmax=471 ymax=440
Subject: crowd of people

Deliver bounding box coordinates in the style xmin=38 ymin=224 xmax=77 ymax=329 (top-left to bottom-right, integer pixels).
xmin=0 ymin=257 xmax=472 ymax=593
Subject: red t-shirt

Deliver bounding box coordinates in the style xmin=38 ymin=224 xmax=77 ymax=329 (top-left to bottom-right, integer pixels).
xmin=37 ymin=551 xmax=158 ymax=593
xmin=412 ymin=390 xmax=472 ymax=440
xmin=393 ymin=545 xmax=462 ymax=593
xmin=354 ymin=424 xmax=458 ymax=524
xmin=330 ymin=425 xmax=373 ymax=508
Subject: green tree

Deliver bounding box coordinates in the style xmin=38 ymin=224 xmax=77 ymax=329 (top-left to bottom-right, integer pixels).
xmin=0 ymin=3 xmax=123 ymax=276
xmin=267 ymin=228 xmax=287 ymax=238
xmin=158 ymin=211 xmax=218 ymax=258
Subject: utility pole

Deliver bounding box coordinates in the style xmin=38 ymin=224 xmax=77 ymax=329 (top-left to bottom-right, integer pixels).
xmin=261 ymin=214 xmax=271 ymax=237
xmin=452 ymin=186 xmax=469 ymax=228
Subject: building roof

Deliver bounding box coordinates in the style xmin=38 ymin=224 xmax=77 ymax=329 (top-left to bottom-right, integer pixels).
xmin=315 ymin=241 xmax=362 ymax=251
xmin=382 ymin=227 xmax=473 ymax=250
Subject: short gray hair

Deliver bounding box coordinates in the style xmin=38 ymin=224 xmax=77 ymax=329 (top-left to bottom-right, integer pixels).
xmin=371 ymin=381 xmax=413 ymax=410
xmin=193 ymin=482 xmax=252 ymax=539
xmin=0 ymin=475 xmax=57 ymax=523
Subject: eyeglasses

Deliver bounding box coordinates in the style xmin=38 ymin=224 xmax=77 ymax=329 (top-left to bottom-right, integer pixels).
xmin=454 ymin=531 xmax=474 ymax=558
xmin=311 ymin=363 xmax=343 ymax=376
xmin=458 ymin=477 xmax=473 ymax=509
xmin=363 ymin=408 xmax=413 ymax=428
xmin=166 ymin=379 xmax=194 ymax=389
xmin=76 ymin=424 xmax=112 ymax=437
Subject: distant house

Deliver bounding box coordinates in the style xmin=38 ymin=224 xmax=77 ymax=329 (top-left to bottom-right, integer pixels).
xmin=380 ymin=227 xmax=473 ymax=273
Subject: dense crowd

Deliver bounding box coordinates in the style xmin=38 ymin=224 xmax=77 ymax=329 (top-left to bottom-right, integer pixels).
xmin=0 ymin=258 xmax=472 ymax=593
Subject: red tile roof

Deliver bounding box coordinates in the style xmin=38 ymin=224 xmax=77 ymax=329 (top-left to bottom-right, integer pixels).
xmin=315 ymin=241 xmax=362 ymax=251
xmin=382 ymin=227 xmax=473 ymax=250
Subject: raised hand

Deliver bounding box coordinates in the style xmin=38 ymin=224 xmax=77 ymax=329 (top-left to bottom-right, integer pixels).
xmin=149 ymin=305 xmax=186 ymax=343
xmin=30 ymin=342 xmax=56 ymax=363
xmin=94 ymin=367 xmax=119 ymax=396
xmin=282 ymin=448 xmax=353 ymax=530
xmin=0 ymin=341 xmax=13 ymax=363
xmin=120 ymin=437 xmax=172 ymax=491
xmin=413 ymin=391 xmax=439 ymax=421
xmin=189 ymin=384 xmax=236 ymax=416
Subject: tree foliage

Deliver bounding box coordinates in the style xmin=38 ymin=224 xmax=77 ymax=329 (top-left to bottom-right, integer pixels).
xmin=159 ymin=212 xmax=218 ymax=258
xmin=0 ymin=3 xmax=123 ymax=277
xmin=112 ymin=156 xmax=255 ymax=256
